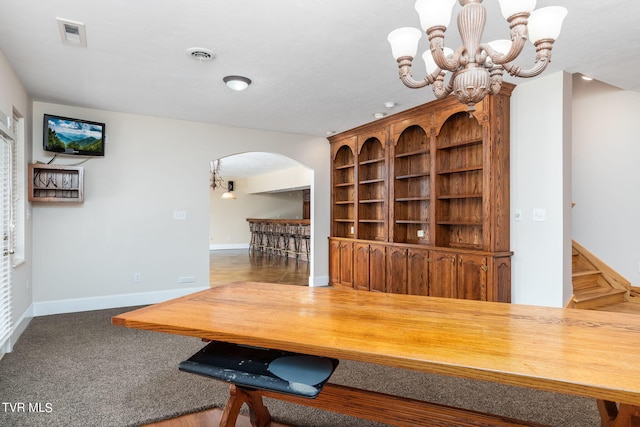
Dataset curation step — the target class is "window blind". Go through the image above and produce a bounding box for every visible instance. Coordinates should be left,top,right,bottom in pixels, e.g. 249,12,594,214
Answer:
0,129,13,351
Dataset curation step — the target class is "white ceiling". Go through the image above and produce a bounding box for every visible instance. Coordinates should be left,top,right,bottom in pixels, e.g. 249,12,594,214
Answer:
1,1,639,174
217,152,302,177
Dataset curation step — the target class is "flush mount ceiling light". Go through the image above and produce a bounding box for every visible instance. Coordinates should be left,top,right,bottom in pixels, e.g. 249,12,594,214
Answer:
56,18,87,47
223,75,252,91
186,47,216,62
388,0,568,111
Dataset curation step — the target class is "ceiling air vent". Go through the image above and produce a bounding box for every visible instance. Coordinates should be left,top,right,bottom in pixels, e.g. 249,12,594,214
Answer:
56,18,87,47
186,47,216,62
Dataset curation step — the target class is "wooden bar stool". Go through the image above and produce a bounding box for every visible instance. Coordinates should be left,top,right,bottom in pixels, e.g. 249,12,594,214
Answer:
254,222,265,252
291,223,303,261
275,223,288,257
179,340,338,427
248,221,260,252
300,223,310,262
285,223,298,259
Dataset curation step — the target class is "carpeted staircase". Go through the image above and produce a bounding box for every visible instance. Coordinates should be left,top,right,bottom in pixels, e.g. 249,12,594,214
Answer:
568,241,640,313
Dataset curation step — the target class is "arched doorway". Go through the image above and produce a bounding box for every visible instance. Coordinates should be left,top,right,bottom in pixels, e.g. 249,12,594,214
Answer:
208,152,312,287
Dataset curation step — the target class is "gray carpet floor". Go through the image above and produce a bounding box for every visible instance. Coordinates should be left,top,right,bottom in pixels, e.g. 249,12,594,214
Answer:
0,307,601,426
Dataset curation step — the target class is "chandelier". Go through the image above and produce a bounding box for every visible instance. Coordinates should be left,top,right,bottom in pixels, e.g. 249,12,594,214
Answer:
387,0,568,111
210,159,236,200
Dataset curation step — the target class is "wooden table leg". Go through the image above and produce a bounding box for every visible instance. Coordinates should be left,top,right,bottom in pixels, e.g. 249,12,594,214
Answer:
219,384,272,427
597,400,640,427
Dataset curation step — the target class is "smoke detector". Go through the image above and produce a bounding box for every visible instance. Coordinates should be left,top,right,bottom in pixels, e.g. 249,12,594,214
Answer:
186,47,216,62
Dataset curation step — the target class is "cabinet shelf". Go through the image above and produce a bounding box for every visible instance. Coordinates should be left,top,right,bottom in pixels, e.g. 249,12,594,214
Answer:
359,157,385,166
28,163,84,203
334,218,355,223
437,221,482,226
359,178,385,185
395,148,430,158
359,219,385,223
359,199,384,204
396,197,430,202
395,172,430,180
437,194,482,200
437,165,482,175
335,200,354,205
335,163,355,170
437,138,482,150
334,182,355,187
396,220,429,224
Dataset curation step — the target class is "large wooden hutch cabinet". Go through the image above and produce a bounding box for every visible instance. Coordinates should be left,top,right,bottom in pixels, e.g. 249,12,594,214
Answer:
329,85,513,302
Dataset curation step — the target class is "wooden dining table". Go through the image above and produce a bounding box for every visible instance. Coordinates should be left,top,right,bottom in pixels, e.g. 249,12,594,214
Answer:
112,281,640,427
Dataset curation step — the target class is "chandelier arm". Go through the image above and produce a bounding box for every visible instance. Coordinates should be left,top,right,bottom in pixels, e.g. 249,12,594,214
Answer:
479,35,525,66
427,28,461,72
210,159,231,191
504,59,549,79
503,40,554,78
396,57,436,89
494,12,529,64
432,74,453,99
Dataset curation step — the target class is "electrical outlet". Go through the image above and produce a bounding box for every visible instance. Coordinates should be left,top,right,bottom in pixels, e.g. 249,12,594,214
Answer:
134,273,141,282
417,229,425,238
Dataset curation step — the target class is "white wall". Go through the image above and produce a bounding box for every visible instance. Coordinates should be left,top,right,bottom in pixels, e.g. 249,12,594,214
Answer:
0,50,33,349
31,101,330,315
244,165,312,194
572,76,640,286
510,72,573,307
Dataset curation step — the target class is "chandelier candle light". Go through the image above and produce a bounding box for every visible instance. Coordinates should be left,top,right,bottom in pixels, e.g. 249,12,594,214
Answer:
210,159,236,200
388,0,567,111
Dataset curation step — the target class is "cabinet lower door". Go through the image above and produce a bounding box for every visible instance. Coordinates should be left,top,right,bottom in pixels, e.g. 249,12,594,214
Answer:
429,251,456,298
457,254,487,301
354,243,371,291
386,247,408,294
407,249,429,296
339,241,354,287
329,239,341,286
369,244,386,292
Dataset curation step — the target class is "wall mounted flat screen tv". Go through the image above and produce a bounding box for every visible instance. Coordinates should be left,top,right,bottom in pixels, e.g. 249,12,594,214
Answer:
44,114,105,156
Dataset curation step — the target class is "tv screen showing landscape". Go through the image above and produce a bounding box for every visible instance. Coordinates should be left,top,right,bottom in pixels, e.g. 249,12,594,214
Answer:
44,114,105,156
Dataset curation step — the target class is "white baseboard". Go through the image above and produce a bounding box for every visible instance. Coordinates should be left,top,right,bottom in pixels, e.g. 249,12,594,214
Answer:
11,305,33,348
310,275,329,287
209,243,250,251
2,304,34,353
32,287,209,317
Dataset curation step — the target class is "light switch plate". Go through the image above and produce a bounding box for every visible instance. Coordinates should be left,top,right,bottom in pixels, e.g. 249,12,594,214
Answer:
173,210,187,220
532,208,546,222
